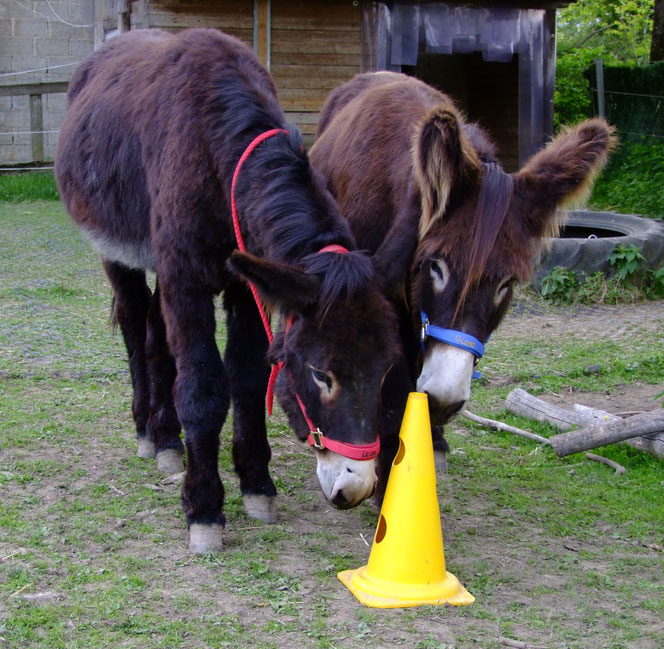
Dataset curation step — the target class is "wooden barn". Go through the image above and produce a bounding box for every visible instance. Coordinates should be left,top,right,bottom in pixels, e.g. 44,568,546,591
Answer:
92,1,572,169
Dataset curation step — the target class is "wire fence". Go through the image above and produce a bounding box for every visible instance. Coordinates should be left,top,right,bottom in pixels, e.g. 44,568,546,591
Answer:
0,0,92,170
590,86,664,141
3,53,664,168
589,61,664,144
11,0,93,29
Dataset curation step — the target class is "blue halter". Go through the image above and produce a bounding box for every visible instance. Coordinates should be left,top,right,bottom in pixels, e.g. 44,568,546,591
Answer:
420,311,487,379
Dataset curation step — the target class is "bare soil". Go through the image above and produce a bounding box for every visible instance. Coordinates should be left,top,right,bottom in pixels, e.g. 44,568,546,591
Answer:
496,298,664,413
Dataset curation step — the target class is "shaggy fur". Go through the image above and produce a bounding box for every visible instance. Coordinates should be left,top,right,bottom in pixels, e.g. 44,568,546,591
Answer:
311,71,616,442
55,30,412,532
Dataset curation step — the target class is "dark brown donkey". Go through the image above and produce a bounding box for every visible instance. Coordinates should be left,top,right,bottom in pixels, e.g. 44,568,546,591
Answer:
55,31,414,553
311,71,616,472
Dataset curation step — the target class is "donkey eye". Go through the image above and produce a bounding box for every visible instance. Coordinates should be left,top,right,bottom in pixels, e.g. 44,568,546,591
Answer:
311,368,333,390
494,278,515,307
430,259,449,293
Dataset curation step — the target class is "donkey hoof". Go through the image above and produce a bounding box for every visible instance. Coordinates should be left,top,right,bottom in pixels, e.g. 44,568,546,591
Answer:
136,438,156,459
434,450,449,473
243,494,277,523
189,523,224,553
156,449,184,475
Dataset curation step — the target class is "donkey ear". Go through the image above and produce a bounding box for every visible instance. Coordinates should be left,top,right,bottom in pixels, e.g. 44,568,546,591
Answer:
226,251,321,312
372,188,420,298
413,106,481,237
516,118,617,237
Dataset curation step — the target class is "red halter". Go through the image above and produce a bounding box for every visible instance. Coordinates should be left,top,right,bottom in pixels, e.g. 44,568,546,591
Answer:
230,130,380,462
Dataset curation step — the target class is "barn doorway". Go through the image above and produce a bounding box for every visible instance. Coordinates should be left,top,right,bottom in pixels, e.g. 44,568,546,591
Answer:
361,2,557,171
402,52,520,171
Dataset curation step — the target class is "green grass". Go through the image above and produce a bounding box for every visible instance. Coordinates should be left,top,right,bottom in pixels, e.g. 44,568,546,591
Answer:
1,200,663,649
590,139,664,220
478,335,663,396
0,171,59,202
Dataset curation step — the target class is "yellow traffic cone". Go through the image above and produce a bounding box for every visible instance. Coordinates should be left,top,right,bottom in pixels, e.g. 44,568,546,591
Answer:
338,392,474,608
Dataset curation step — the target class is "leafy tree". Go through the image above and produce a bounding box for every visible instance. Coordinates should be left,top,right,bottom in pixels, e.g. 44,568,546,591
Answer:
557,0,653,64
554,2,664,218
554,47,611,129
554,0,654,128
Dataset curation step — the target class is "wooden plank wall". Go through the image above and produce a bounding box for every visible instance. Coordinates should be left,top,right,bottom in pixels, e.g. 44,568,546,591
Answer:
135,0,254,47
270,0,362,147
126,1,362,147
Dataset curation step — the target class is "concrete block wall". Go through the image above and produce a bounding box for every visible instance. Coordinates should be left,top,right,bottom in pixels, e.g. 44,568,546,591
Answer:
0,1,94,165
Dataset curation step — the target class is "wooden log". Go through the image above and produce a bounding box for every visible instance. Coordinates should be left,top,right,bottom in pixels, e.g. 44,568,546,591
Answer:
505,388,617,431
618,430,664,457
548,409,664,457
0,82,69,98
506,388,664,458
573,403,620,424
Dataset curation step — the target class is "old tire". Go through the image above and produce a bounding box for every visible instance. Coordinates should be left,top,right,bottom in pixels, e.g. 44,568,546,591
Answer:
533,210,664,290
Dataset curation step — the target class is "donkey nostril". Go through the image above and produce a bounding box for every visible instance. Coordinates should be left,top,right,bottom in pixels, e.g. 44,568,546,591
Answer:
331,490,351,509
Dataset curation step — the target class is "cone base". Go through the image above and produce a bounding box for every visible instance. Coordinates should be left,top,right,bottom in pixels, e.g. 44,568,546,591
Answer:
338,565,475,609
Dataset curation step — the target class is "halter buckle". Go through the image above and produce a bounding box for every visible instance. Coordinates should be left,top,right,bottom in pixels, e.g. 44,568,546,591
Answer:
310,429,324,450
420,316,429,344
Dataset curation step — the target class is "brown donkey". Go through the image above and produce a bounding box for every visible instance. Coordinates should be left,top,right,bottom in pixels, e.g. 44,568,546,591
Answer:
311,71,616,476
55,31,415,552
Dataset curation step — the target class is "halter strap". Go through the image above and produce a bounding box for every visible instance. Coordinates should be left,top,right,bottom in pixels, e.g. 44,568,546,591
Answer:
420,310,487,379
230,128,287,346
230,129,379,461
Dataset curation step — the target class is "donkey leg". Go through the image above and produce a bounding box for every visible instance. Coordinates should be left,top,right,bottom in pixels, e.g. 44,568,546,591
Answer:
102,261,153,458
431,425,450,472
159,280,229,553
223,282,276,523
145,281,184,475
374,358,413,506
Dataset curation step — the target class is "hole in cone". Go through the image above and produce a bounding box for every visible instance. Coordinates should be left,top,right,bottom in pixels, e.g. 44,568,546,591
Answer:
375,514,387,543
393,439,405,465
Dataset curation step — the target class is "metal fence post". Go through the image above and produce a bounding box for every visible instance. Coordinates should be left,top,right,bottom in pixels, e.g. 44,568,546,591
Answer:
594,58,606,118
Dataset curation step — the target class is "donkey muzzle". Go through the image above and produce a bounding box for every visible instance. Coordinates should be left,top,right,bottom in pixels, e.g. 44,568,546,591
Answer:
315,451,377,509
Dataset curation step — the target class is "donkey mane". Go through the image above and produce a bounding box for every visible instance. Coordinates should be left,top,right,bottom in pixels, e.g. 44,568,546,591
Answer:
207,68,282,144
455,161,514,318
232,133,375,319
301,250,375,315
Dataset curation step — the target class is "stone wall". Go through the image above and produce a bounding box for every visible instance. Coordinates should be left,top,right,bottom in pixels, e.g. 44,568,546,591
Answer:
0,1,94,165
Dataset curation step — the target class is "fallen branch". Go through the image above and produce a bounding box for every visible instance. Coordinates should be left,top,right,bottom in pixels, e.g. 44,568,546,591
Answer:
549,409,664,458
461,410,550,445
0,549,24,563
9,583,32,598
585,452,626,474
506,388,664,458
500,638,547,649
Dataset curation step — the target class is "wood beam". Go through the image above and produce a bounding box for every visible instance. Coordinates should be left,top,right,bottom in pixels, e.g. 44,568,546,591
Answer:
255,0,270,69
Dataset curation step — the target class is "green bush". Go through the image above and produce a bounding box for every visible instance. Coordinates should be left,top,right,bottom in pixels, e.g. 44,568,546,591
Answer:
540,266,579,304
0,171,59,202
554,51,664,220
590,140,664,219
540,245,664,305
554,49,608,131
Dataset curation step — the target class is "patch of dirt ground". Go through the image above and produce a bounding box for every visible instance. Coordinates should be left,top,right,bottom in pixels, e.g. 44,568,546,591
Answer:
494,298,664,414
500,298,664,343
